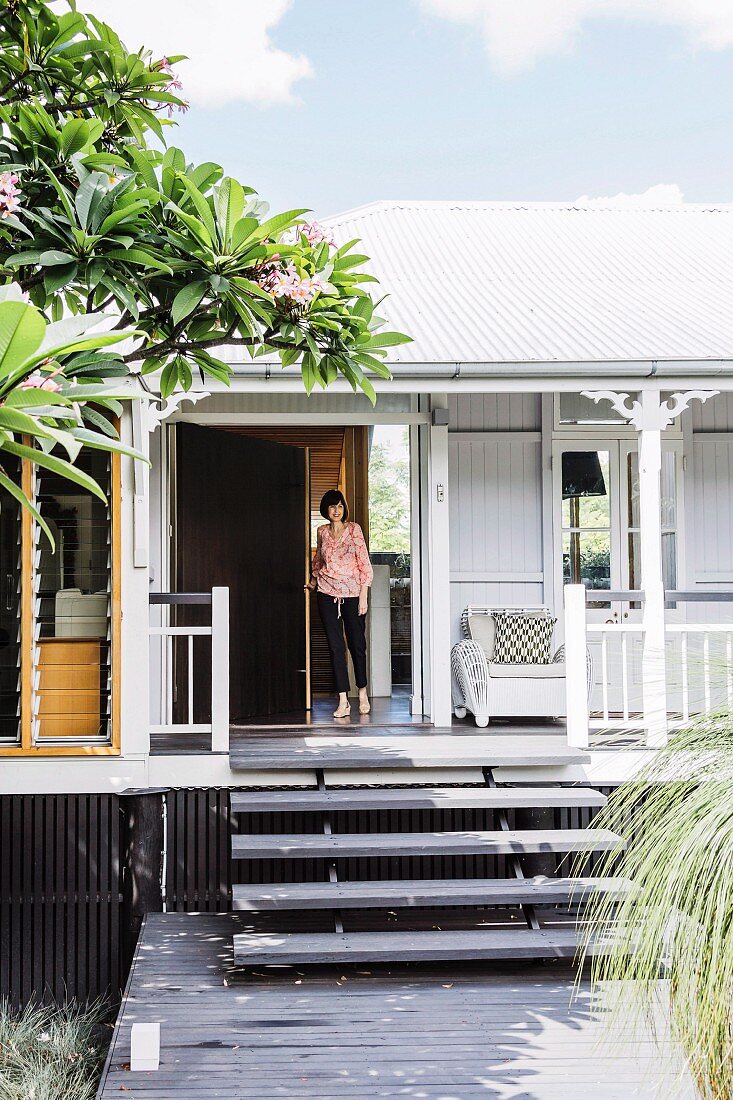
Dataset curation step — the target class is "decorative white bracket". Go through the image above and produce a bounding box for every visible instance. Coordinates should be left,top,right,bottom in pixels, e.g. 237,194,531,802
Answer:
580,389,719,431
145,388,211,433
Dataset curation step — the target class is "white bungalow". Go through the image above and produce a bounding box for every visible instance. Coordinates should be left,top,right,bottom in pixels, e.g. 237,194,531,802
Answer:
3,199,733,794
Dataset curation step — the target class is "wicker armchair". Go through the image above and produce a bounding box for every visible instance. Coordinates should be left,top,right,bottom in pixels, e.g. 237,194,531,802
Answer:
451,606,593,728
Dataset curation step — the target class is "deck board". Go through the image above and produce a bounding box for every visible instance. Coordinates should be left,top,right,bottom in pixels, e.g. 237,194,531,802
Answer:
98,913,694,1099
229,733,589,770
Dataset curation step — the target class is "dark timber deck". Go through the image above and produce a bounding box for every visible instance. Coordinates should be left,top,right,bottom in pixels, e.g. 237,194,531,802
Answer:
98,913,694,1098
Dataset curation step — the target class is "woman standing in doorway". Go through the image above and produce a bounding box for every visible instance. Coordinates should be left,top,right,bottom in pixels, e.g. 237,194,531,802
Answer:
307,490,373,718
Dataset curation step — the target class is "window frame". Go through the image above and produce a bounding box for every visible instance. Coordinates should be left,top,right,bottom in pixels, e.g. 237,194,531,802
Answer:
0,448,121,757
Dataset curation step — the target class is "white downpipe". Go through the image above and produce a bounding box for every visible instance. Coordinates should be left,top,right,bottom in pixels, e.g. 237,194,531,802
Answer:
564,584,589,748
210,586,230,753
638,392,669,749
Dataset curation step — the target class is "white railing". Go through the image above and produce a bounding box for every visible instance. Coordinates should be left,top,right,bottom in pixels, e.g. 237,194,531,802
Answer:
665,592,733,726
565,585,733,749
149,588,229,752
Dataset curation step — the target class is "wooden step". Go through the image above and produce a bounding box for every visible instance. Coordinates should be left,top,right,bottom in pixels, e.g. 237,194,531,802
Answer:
230,828,621,859
229,734,589,771
232,927,589,965
232,875,628,911
230,786,606,813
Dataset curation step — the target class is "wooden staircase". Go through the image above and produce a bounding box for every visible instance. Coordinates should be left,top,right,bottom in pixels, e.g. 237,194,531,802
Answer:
228,734,625,967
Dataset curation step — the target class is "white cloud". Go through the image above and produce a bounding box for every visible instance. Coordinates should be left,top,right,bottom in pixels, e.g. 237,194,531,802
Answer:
575,183,686,206
80,1,312,107
418,1,733,74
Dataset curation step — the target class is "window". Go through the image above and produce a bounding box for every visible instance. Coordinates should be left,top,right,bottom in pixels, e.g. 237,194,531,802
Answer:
0,448,119,754
0,456,22,743
561,449,612,608
625,448,678,605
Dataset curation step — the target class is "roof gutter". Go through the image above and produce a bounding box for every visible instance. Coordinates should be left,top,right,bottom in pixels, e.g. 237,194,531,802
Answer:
231,358,733,381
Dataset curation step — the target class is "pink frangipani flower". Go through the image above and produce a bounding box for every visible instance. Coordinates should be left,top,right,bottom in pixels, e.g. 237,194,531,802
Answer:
20,373,62,393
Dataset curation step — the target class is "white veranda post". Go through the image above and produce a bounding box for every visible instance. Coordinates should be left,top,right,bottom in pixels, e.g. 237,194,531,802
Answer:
428,396,453,727
582,388,719,748
637,392,669,748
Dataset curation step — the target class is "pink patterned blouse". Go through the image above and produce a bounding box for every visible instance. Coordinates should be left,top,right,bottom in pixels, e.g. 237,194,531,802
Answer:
312,522,373,598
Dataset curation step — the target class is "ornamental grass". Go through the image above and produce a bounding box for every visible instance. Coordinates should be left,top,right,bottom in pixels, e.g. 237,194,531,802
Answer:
0,999,108,1100
575,708,733,1099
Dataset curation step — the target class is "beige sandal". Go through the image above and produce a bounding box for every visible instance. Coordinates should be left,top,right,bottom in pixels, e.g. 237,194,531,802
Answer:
333,702,351,718
359,699,371,715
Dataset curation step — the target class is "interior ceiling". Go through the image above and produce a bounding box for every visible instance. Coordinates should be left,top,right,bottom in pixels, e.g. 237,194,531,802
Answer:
218,426,345,520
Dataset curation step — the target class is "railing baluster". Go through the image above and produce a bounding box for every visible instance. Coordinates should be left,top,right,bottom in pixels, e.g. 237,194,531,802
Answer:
601,633,609,722
188,634,194,725
621,632,629,722
681,633,689,723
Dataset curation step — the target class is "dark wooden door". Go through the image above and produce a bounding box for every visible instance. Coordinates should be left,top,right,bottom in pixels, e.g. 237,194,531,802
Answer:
176,423,308,721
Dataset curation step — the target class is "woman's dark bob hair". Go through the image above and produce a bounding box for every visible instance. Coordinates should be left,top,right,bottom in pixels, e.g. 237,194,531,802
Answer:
320,489,349,522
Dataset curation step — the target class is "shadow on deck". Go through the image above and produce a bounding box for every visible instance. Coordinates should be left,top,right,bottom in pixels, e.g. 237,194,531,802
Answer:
99,913,694,1099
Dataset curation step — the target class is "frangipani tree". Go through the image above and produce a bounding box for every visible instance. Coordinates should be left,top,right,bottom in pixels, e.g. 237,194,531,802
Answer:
0,0,408,408
0,283,140,529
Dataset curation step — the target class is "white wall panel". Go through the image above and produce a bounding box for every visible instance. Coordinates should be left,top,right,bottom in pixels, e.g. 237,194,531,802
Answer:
691,392,733,432
449,394,541,431
448,433,544,641
692,439,733,584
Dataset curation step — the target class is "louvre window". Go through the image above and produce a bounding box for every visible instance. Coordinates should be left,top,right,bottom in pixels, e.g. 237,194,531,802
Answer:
0,448,119,753
0,456,22,744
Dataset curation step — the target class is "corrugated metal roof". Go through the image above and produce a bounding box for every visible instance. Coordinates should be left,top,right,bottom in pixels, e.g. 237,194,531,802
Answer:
324,200,733,365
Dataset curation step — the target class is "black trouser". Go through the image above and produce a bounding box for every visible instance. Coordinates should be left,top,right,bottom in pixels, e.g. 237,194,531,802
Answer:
317,592,368,694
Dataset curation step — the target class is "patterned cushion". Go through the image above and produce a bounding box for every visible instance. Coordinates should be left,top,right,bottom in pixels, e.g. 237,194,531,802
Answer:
491,612,556,665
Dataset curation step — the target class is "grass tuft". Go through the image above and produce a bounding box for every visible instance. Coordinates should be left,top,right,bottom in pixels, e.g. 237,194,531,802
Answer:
575,707,733,1099
0,999,108,1100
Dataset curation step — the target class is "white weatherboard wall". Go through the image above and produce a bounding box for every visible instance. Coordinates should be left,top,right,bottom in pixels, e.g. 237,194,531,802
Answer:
448,395,545,642
690,392,733,625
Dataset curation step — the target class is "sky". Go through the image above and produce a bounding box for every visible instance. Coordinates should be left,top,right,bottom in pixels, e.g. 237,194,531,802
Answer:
83,0,733,218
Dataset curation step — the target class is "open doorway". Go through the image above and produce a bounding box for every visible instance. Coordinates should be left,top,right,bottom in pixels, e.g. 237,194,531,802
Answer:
172,420,419,727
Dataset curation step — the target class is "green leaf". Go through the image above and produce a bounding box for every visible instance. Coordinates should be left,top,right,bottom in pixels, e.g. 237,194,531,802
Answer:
175,173,218,243
231,217,260,251
127,146,159,192
0,407,56,437
60,118,91,158
215,177,245,246
70,427,149,464
39,250,75,267
363,331,412,349
106,248,173,274
258,209,310,242
4,388,72,410
172,281,207,327
0,468,55,549
159,359,178,399
3,441,107,502
0,303,46,377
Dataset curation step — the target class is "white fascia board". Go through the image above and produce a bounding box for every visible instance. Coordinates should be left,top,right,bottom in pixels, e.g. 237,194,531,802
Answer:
585,749,659,785
0,755,149,795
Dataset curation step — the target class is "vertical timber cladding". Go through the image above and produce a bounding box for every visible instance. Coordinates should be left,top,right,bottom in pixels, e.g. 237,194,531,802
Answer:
0,793,123,1010
0,787,614,1008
